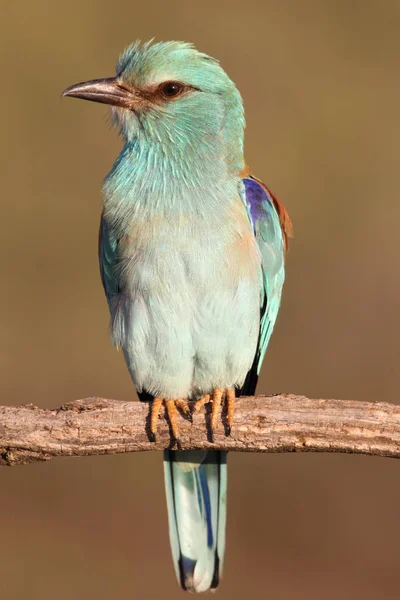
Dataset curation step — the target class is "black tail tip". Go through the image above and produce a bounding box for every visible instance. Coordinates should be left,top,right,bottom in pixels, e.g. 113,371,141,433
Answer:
178,555,221,593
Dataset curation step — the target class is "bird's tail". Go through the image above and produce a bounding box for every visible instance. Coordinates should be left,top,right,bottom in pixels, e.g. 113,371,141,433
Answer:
163,449,227,593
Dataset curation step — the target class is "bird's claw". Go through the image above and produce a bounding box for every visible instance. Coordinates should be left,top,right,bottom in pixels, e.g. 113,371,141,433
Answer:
149,397,191,443
193,387,235,440
149,388,235,443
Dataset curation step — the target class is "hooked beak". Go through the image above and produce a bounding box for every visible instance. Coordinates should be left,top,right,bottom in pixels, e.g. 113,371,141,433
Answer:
62,77,138,109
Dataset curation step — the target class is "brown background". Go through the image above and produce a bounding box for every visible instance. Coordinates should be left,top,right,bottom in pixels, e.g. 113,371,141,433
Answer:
1,1,399,599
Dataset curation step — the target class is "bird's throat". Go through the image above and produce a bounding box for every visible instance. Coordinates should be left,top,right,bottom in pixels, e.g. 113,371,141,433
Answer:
102,140,242,233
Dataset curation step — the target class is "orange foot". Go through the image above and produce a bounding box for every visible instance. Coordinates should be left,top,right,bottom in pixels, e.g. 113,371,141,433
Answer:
193,387,236,438
150,397,191,442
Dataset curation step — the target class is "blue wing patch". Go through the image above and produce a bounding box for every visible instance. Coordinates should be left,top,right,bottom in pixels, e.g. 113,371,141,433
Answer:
241,177,286,386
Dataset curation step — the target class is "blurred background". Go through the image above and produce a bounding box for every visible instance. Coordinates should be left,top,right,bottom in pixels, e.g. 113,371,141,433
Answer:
1,1,399,598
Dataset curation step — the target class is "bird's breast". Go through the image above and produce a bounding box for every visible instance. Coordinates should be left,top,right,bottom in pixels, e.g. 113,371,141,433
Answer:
106,193,263,397
116,194,261,298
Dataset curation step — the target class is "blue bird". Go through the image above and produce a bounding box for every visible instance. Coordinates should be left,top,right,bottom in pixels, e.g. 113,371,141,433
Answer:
63,40,291,593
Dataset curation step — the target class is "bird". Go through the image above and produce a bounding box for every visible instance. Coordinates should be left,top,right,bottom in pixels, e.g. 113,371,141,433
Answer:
62,40,291,593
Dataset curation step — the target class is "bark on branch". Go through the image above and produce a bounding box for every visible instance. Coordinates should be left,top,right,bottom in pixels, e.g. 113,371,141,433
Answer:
0,395,399,466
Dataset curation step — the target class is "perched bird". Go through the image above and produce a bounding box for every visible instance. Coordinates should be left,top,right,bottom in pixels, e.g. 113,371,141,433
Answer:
63,40,291,593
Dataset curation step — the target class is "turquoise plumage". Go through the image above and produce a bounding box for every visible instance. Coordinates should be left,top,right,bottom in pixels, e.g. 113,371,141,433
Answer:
63,40,291,593
164,450,227,591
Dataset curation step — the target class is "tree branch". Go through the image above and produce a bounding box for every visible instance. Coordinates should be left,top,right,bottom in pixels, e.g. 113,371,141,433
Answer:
0,395,399,466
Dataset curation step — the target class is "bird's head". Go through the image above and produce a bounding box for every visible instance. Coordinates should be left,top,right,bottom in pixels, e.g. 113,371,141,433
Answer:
63,40,245,176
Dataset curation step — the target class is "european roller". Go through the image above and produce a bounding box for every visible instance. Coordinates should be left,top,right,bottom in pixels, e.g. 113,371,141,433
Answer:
63,40,291,593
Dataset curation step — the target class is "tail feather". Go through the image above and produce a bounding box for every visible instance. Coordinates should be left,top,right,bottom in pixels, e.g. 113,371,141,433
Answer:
163,449,227,593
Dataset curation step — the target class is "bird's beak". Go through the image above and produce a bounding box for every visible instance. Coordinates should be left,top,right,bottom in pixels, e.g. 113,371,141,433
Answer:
62,77,137,109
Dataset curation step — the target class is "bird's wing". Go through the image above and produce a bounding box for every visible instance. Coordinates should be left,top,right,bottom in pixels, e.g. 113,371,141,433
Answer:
98,214,119,302
240,176,291,394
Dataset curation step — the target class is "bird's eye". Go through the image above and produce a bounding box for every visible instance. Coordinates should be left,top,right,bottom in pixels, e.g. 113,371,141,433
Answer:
159,81,185,99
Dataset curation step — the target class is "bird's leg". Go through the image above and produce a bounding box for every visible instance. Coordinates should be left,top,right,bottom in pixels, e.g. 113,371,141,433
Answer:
225,388,236,435
193,387,236,437
210,388,224,432
150,397,164,439
149,397,191,442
